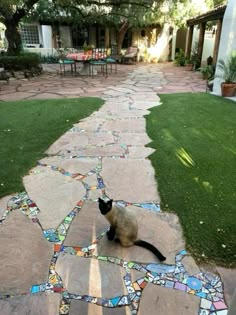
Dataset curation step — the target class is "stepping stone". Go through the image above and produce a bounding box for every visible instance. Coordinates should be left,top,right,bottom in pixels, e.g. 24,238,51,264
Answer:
0,211,53,295
23,167,84,230
139,284,199,315
56,255,127,297
103,118,146,133
0,293,60,315
70,300,130,315
46,132,89,155
64,200,108,248
101,158,159,203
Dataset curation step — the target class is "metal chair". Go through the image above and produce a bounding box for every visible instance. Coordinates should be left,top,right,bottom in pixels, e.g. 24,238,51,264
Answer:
106,44,119,73
89,48,108,78
59,59,76,75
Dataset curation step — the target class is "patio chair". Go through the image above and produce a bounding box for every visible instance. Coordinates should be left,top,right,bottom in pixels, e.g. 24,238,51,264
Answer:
59,58,76,75
122,46,138,64
89,48,108,78
106,44,120,73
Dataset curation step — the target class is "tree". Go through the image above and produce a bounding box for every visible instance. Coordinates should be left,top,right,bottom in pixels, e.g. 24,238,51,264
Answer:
1,0,224,55
31,0,167,53
0,0,39,55
0,0,163,54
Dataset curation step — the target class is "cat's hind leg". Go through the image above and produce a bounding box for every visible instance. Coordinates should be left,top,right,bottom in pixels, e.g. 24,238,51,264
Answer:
106,225,116,241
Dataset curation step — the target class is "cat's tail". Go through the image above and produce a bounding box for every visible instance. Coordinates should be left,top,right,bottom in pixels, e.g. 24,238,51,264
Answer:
134,240,166,261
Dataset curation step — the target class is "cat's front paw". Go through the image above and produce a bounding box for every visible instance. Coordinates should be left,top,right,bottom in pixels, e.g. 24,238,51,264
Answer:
106,226,116,241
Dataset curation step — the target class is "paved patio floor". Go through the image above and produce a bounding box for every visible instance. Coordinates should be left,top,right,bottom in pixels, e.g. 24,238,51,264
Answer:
0,62,235,315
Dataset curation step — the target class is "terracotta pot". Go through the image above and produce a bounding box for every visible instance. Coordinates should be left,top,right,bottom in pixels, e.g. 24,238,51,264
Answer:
185,64,193,71
221,83,236,97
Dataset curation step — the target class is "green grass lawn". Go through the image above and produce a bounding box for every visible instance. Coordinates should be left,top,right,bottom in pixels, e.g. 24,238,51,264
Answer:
0,97,103,198
146,93,236,267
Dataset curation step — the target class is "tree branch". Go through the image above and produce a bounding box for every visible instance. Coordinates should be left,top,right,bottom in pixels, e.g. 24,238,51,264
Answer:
14,0,37,22
0,4,13,20
73,0,153,9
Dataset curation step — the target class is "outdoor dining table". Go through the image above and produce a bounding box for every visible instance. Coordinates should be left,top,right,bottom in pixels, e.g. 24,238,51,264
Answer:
66,52,94,75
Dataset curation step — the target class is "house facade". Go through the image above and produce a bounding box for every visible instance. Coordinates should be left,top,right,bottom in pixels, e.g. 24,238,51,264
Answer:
16,21,173,62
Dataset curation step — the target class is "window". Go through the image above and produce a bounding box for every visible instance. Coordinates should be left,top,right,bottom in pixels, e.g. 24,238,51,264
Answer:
20,24,39,45
72,26,89,48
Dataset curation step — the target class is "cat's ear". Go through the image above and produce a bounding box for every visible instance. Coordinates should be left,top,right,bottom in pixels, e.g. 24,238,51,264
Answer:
109,199,113,204
98,198,102,203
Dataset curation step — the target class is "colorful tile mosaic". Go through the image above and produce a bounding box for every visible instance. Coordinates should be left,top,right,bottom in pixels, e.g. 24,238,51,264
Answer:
0,158,228,314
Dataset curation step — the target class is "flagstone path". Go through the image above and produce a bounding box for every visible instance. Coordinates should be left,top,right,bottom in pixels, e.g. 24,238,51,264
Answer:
0,63,235,315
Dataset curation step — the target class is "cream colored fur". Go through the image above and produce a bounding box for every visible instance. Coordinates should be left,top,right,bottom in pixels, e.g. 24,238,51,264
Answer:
105,205,138,247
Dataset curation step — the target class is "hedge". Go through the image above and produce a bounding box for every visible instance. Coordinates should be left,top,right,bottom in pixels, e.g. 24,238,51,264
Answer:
0,53,41,71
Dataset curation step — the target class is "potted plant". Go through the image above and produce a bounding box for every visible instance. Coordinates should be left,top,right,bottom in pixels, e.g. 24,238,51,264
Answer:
217,52,236,97
185,58,193,71
199,64,215,80
175,49,186,66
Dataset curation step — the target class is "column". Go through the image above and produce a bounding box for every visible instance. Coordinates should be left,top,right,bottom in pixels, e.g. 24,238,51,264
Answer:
185,25,194,59
105,27,110,48
197,22,206,65
213,0,236,95
213,19,223,64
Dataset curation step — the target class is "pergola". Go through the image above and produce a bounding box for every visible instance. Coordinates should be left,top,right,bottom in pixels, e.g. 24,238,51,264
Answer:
185,4,227,65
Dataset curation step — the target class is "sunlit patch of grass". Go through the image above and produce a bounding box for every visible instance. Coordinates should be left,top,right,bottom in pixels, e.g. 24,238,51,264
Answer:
176,147,195,167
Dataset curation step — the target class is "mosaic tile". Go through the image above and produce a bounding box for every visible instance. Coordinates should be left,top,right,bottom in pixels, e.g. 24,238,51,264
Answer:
215,310,228,315
200,298,212,309
199,309,210,315
187,277,202,291
214,301,227,310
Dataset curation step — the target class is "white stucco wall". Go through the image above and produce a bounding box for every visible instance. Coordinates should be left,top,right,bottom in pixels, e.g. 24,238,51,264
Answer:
202,34,215,63
59,26,72,48
213,0,236,95
154,23,170,61
191,28,215,64
41,25,53,50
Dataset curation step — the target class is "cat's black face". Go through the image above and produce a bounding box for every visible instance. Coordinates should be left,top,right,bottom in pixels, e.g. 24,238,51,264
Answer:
98,198,113,215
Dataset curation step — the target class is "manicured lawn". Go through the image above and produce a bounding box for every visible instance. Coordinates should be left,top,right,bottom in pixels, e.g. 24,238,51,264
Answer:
0,98,103,198
146,93,236,267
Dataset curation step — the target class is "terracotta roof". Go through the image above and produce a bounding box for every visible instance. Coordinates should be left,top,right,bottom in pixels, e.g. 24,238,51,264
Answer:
187,4,227,26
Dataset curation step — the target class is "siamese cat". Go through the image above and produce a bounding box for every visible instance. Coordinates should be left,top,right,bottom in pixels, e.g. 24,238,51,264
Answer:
98,198,166,261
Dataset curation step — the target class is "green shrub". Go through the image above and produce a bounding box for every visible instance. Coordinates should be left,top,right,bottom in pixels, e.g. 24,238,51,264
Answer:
39,54,59,64
175,49,186,66
0,52,41,71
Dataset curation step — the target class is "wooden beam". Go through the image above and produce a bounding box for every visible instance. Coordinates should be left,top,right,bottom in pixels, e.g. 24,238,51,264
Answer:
185,25,194,59
187,5,226,26
213,18,223,64
105,27,110,49
197,22,206,65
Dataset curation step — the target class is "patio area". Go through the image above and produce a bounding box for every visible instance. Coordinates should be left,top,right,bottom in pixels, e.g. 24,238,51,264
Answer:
0,62,206,101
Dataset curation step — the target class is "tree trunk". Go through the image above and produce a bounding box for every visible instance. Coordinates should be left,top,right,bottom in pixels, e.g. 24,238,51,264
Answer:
116,21,130,54
5,21,23,55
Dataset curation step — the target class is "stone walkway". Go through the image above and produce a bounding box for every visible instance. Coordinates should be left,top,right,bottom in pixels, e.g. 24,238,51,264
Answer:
0,63,234,315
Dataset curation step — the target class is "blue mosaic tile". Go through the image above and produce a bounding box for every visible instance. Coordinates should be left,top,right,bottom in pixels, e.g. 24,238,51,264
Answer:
145,263,175,274
187,277,202,291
